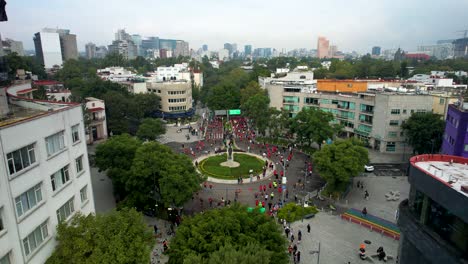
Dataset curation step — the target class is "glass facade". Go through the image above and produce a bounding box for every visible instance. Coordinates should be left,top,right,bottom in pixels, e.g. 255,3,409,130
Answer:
410,189,468,255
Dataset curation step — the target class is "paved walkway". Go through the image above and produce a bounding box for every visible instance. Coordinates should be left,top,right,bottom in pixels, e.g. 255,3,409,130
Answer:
289,212,400,264
338,176,410,223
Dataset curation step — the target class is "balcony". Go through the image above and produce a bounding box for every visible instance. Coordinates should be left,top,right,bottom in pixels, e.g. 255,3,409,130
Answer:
90,116,106,124
360,109,374,114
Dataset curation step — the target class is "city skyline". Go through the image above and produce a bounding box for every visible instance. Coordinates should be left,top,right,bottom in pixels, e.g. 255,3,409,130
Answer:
1,0,468,54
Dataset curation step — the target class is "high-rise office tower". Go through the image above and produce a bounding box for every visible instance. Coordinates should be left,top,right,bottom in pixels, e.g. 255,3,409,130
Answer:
244,45,252,56
202,44,208,52
372,46,381,56
317,36,329,59
34,28,78,68
85,42,96,59
108,29,137,60
329,45,337,57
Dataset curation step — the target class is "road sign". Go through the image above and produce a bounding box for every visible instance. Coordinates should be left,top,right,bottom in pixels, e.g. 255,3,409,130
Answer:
228,109,241,115
214,110,227,116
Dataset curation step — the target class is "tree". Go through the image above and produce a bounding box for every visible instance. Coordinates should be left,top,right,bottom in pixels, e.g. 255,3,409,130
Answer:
168,205,288,264
95,134,142,199
241,94,270,135
313,139,369,194
127,142,203,208
240,81,265,105
401,112,445,154
290,108,340,149
277,203,318,223
136,118,166,141
46,208,153,264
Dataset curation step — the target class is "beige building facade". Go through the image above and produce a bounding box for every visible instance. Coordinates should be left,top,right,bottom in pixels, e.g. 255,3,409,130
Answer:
147,80,192,113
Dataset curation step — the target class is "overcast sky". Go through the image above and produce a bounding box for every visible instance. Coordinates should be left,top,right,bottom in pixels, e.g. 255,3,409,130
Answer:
1,0,467,53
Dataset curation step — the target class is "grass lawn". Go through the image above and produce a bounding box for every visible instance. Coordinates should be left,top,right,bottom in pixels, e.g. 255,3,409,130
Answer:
199,153,265,179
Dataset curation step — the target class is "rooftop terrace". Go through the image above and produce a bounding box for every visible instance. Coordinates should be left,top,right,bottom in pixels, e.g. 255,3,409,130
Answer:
411,154,468,197
0,81,78,128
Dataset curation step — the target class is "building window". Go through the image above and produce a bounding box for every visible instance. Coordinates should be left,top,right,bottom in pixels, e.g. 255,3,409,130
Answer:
416,109,426,114
45,131,65,156
75,156,84,174
439,98,445,104
168,98,186,103
360,104,374,113
402,109,407,114
6,143,36,175
80,186,88,203
386,142,396,152
168,106,187,111
388,131,397,138
359,114,373,124
391,109,400,115
464,144,468,152
23,221,49,256
71,124,80,143
389,120,399,126
0,253,10,264
56,197,75,222
411,109,414,114
15,183,43,217
50,165,70,192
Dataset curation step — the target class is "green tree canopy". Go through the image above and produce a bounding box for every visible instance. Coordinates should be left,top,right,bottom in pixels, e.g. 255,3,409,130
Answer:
168,205,288,264
95,134,142,198
136,118,166,141
46,208,153,264
401,112,445,154
241,94,271,135
290,108,340,149
127,142,203,208
313,139,369,193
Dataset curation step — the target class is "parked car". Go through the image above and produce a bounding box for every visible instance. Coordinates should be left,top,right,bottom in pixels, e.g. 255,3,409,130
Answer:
364,165,374,172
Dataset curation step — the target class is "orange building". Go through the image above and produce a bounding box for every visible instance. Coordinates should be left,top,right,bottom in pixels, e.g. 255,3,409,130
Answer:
317,79,368,93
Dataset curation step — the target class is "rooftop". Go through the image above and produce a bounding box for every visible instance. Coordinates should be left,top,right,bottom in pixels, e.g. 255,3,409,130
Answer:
1,81,78,129
411,154,468,197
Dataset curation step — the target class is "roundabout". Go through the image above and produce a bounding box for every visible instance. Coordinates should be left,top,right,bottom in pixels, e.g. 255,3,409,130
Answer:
195,152,273,183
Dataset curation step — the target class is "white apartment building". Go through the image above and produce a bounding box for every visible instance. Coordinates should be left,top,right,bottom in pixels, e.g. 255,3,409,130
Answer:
0,81,95,264
85,97,108,144
155,64,203,87
33,31,62,69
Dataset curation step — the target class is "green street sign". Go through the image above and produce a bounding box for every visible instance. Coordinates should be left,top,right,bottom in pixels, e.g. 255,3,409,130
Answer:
229,109,241,115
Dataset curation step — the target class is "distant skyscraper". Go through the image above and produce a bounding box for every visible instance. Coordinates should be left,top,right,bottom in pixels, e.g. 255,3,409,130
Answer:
85,42,96,59
223,43,237,56
453,38,468,59
317,36,329,59
372,46,381,56
34,28,78,68
1,38,24,56
108,29,137,60
244,45,252,56
329,45,338,57
131,34,143,57
202,44,208,52
34,30,63,69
